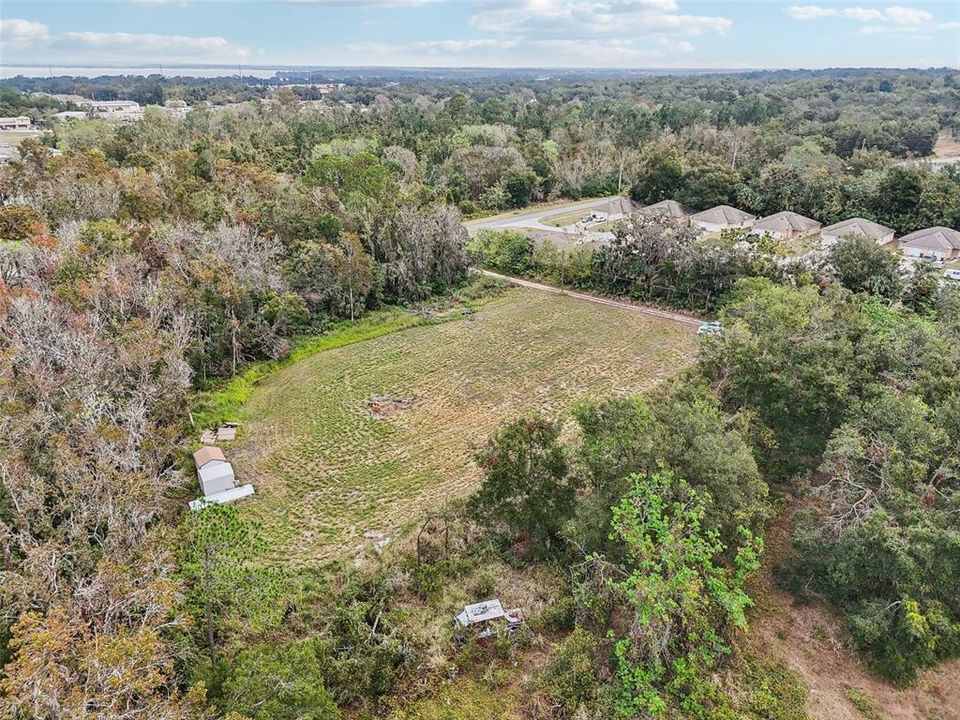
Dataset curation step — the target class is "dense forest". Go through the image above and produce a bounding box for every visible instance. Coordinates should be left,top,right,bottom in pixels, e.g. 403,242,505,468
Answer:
1,68,959,719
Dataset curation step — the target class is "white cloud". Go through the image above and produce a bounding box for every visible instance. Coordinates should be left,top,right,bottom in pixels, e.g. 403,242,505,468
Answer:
336,36,712,68
0,18,51,48
785,5,839,21
786,5,938,27
57,31,253,60
278,0,440,6
1,20,254,64
469,0,731,37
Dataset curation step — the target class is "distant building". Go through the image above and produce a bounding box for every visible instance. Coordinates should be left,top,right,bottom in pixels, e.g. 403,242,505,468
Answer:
43,93,90,105
690,205,756,233
0,116,31,130
53,111,91,122
752,211,821,240
898,226,960,261
81,99,140,114
638,199,691,220
820,218,895,247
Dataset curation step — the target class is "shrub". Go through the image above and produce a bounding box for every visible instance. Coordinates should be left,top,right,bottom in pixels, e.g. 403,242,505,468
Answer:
219,640,340,720
537,628,602,716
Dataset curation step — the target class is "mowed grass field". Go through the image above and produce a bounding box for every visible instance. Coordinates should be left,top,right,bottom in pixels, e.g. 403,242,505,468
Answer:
231,288,697,563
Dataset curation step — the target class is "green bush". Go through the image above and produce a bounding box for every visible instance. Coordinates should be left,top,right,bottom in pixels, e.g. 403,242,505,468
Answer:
219,640,340,720
468,229,535,276
537,628,602,716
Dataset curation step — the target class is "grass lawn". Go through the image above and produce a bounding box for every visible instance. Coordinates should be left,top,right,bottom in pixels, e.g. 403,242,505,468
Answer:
386,678,522,720
0,129,44,146
540,209,592,227
229,288,697,563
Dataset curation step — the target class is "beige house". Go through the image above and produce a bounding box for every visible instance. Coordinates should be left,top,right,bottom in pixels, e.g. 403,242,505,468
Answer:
690,205,756,233
752,211,821,240
639,199,691,220
820,218,895,247
898,226,960,261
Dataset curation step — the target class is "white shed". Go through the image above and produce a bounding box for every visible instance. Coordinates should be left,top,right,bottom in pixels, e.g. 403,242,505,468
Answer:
198,461,237,496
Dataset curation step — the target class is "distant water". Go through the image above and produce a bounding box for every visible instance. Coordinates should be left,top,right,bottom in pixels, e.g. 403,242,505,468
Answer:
0,65,280,79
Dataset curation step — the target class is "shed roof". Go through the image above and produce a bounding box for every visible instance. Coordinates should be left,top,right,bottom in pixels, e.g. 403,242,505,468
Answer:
194,446,226,469
820,217,894,240
639,199,691,219
898,226,960,251
690,205,755,225
753,211,820,234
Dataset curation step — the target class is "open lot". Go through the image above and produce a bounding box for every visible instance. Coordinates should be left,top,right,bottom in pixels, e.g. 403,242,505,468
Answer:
229,288,697,563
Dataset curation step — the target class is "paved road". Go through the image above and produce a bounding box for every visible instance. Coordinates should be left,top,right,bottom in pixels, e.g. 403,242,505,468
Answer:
464,196,619,232
477,269,703,327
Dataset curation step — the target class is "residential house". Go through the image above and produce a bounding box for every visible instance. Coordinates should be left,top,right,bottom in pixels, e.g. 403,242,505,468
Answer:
820,217,895,247
898,226,960,261
639,199,691,220
752,211,821,240
690,205,756,233
593,197,641,220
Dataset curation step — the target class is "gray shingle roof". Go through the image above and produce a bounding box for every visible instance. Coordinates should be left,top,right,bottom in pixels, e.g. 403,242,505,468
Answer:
753,211,820,234
690,205,755,225
639,199,691,219
820,217,894,241
898,226,960,251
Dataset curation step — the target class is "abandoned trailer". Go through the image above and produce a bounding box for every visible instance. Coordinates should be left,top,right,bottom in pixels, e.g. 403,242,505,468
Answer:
453,599,523,639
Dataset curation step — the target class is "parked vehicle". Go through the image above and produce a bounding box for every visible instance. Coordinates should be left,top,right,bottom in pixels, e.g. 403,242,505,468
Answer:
697,321,723,336
945,268,960,281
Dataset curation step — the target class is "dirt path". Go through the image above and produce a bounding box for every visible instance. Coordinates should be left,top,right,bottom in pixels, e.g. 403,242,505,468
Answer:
476,269,704,327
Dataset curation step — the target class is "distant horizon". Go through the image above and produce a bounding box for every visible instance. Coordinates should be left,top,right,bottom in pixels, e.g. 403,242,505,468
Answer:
3,1,959,72
2,62,958,82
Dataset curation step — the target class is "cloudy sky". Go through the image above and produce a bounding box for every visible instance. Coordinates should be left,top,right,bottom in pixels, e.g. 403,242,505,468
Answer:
1,1,959,71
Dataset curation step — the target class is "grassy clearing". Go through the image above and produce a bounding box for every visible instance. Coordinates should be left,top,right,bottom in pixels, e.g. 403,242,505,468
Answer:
191,308,422,431
229,288,697,563
386,678,522,720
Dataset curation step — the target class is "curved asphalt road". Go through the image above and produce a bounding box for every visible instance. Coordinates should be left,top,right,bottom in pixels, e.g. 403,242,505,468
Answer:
464,197,620,232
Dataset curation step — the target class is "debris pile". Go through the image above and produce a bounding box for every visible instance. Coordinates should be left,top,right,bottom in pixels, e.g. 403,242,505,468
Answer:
200,422,240,444
364,396,416,419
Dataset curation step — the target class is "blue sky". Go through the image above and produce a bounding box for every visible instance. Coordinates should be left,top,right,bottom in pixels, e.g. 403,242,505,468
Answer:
1,1,959,70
